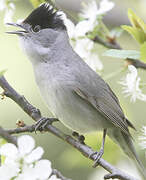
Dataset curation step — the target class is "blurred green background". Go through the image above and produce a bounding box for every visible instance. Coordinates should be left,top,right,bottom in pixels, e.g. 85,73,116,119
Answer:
0,0,146,179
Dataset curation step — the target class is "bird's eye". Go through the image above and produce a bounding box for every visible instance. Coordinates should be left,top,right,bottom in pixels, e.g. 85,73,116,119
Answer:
32,25,41,33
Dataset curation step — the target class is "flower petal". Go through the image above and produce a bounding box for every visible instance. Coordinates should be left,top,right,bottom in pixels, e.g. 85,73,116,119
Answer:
75,20,95,37
18,135,35,155
98,0,115,15
34,160,52,179
119,65,146,102
80,0,98,20
84,53,103,71
15,166,36,180
74,38,93,58
25,147,44,163
0,143,18,158
0,162,19,180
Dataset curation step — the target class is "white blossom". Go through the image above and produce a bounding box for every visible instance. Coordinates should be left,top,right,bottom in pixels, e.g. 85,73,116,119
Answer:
80,0,99,21
97,0,115,15
63,0,114,39
15,160,52,180
0,135,54,180
0,161,19,180
119,65,146,102
74,38,94,58
61,12,95,39
1,135,44,164
74,38,103,71
78,0,114,37
74,20,97,38
80,0,114,20
84,52,103,71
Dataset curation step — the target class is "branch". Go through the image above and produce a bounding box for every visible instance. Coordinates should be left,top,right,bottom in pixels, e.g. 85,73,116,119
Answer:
0,126,17,145
92,35,146,70
0,76,138,180
51,169,72,180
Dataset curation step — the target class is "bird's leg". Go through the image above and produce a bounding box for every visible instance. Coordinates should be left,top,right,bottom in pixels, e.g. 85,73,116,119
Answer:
72,131,85,144
34,117,59,132
91,129,107,168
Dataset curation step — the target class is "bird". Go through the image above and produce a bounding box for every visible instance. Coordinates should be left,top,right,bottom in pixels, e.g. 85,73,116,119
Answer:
7,3,146,179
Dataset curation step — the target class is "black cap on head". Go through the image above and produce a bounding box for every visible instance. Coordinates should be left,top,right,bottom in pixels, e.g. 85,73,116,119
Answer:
23,3,66,30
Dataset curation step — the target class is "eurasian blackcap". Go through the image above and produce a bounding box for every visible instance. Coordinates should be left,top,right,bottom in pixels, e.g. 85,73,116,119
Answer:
7,3,146,178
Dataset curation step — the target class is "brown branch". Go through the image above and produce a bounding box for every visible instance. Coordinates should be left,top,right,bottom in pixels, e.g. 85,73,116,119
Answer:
0,76,139,180
92,35,146,70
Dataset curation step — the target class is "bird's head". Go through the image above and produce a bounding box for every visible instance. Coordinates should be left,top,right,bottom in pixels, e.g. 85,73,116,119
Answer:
7,3,67,62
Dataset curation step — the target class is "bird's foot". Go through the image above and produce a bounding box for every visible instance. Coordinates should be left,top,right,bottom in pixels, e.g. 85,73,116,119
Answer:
89,148,104,168
34,117,58,132
72,131,85,144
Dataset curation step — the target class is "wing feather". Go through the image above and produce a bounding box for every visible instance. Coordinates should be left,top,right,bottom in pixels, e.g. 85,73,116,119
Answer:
74,87,132,136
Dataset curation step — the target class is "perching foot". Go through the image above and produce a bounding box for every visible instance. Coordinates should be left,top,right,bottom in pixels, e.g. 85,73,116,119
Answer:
92,148,104,167
89,129,107,167
35,117,58,132
72,131,85,144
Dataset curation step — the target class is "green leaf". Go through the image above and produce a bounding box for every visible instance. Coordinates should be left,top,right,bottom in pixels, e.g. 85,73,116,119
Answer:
140,42,146,62
0,70,6,77
122,9,146,44
122,25,146,44
103,49,140,59
128,9,146,32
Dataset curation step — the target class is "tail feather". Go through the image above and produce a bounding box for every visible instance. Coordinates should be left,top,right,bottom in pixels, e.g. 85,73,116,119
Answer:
121,132,146,179
108,129,146,179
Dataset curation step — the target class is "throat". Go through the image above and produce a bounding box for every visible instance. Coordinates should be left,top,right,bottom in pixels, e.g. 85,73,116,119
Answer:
20,38,52,65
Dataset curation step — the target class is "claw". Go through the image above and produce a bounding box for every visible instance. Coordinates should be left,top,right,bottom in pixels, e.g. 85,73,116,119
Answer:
78,135,85,144
92,148,104,167
34,117,58,133
72,131,85,144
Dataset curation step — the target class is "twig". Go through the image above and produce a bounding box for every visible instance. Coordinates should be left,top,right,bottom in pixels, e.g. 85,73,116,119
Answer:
0,76,138,180
7,125,36,134
92,35,146,70
93,36,121,49
51,169,72,180
0,126,17,145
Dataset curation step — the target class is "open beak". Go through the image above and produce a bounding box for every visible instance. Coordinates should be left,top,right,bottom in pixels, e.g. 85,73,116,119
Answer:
6,22,28,35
